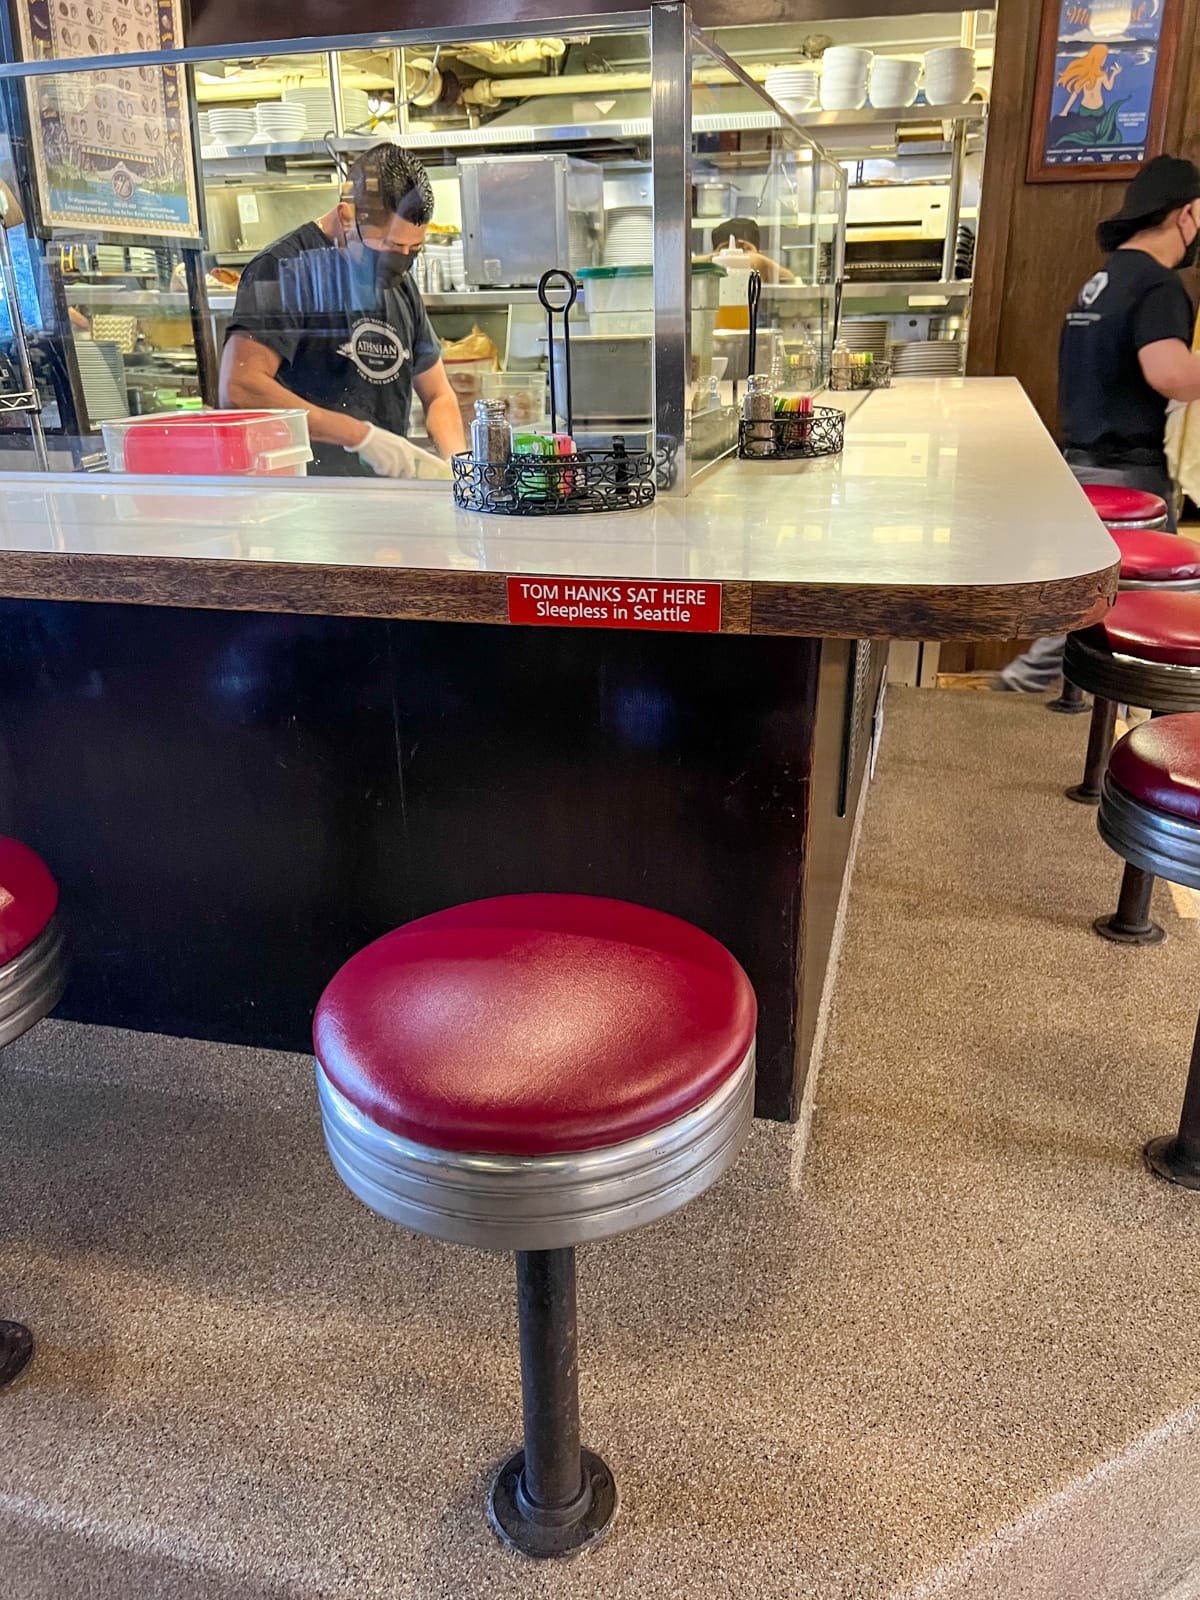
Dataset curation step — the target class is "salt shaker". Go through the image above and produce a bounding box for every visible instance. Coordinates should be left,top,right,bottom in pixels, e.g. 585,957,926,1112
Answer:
743,374,775,458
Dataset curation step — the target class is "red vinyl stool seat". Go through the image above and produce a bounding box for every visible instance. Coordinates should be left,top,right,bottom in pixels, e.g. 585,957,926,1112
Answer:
0,837,66,1393
1101,590,1200,665
314,893,756,1558
1097,714,1200,1188
1082,483,1169,528
1111,528,1200,590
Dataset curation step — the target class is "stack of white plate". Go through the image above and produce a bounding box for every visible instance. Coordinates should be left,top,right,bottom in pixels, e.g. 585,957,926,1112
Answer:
254,101,308,142
820,46,872,111
282,86,334,135
765,65,818,115
870,56,920,108
923,46,975,106
128,247,157,275
95,244,125,273
341,88,372,131
197,110,213,141
75,339,128,423
840,318,891,358
603,207,653,267
893,339,964,375
207,107,256,145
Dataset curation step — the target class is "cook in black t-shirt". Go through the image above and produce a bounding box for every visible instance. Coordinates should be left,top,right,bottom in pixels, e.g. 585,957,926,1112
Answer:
219,145,466,478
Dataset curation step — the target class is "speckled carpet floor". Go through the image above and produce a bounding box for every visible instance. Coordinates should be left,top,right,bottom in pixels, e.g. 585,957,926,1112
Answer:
3,688,1200,1600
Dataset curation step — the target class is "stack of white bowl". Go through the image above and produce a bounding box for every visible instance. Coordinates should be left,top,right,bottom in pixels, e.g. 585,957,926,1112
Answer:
764,65,819,116
870,56,921,109
819,46,873,111
923,46,976,106
254,101,308,143
207,107,256,146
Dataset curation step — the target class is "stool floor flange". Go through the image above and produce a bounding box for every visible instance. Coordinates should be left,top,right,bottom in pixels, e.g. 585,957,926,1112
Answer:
1065,784,1101,806
1093,914,1166,946
489,1447,618,1558
0,1320,33,1389
1144,1135,1200,1190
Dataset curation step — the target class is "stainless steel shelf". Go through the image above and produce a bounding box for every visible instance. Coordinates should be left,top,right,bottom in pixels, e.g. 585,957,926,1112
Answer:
841,278,972,299
64,287,237,310
423,289,541,308
197,103,987,169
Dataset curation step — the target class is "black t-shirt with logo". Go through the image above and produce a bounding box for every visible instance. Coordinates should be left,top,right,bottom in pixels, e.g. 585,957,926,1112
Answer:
1058,248,1194,465
226,221,440,476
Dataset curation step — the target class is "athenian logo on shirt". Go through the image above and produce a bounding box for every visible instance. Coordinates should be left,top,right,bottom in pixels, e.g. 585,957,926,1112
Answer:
1079,271,1109,308
337,320,412,384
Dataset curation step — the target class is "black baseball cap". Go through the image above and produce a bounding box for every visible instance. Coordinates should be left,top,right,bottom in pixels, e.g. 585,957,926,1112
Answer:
1098,155,1200,251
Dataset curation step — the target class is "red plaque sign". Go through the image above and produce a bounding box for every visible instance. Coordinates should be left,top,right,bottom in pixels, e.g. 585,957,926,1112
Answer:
507,577,722,633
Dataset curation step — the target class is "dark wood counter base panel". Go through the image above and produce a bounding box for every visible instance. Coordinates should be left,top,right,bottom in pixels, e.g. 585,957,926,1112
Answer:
0,600,877,1120
0,550,1117,639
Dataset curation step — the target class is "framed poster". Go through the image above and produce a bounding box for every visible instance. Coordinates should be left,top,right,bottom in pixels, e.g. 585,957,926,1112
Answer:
14,0,200,239
1027,0,1180,182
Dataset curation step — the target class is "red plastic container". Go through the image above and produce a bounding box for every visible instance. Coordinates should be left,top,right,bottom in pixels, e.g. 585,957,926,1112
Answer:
103,409,312,477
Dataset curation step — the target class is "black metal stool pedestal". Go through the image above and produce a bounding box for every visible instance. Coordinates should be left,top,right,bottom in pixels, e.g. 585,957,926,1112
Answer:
1144,1017,1200,1189
489,1248,617,1557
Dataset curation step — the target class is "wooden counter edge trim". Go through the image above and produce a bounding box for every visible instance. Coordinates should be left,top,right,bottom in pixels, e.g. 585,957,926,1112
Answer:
748,560,1119,640
0,553,755,632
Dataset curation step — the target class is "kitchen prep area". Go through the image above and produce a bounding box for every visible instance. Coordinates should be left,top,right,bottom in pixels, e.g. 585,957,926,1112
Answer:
0,7,988,473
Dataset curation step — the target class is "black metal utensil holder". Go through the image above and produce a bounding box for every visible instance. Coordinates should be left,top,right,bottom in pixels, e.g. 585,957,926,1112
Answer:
828,360,892,391
737,406,845,461
452,448,656,516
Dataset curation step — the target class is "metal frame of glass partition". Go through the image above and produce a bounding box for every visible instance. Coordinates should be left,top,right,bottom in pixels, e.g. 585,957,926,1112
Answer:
0,3,845,491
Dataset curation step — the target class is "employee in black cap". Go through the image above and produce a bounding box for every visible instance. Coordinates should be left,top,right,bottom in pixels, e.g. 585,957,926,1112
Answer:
995,154,1200,693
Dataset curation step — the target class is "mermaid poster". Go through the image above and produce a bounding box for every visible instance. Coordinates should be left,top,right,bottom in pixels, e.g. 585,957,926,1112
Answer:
1027,0,1180,181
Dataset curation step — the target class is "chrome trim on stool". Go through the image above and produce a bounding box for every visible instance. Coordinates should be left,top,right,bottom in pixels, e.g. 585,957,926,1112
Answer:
317,1044,756,1252
1119,578,1200,592
1097,774,1200,893
1065,631,1200,713
0,917,66,1049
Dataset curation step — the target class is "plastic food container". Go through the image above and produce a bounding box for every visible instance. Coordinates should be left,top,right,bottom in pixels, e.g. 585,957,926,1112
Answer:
102,409,312,477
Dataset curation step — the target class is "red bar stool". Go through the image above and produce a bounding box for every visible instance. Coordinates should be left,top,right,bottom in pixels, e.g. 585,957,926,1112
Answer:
0,838,66,1390
1108,527,1200,591
1049,527,1200,715
1080,484,1170,529
313,893,756,1558
1096,714,1200,1186
1064,591,1200,942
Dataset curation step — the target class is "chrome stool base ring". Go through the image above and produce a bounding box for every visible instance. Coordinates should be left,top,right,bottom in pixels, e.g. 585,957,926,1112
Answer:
1144,1135,1200,1190
489,1446,618,1559
1066,783,1102,806
0,1320,33,1389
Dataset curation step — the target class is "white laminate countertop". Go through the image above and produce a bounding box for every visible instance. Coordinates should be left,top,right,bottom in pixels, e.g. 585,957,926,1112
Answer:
0,377,1119,639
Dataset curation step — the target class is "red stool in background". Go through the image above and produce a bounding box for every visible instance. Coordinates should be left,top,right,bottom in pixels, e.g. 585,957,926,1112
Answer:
1049,524,1198,715
1064,591,1200,943
1096,715,1200,1186
1080,484,1170,529
313,894,756,1557
0,838,66,1389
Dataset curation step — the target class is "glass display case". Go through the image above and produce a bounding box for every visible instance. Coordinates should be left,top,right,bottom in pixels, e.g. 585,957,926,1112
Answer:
0,5,854,488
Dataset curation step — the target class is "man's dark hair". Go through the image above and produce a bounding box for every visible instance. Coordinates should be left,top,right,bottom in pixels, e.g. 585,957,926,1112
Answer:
348,144,435,228
1097,202,1178,253
711,216,760,251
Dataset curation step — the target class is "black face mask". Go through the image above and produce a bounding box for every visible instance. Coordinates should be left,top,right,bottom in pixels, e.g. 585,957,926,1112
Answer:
353,220,418,292
1180,232,1200,271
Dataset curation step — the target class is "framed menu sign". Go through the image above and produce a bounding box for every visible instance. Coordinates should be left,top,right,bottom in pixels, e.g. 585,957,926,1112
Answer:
15,0,200,238
1027,0,1181,182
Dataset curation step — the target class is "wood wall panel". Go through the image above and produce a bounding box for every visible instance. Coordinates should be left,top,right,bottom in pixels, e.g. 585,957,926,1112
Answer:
970,0,1200,433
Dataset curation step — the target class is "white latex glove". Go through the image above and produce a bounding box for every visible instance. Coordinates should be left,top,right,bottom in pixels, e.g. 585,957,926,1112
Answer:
350,423,417,478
